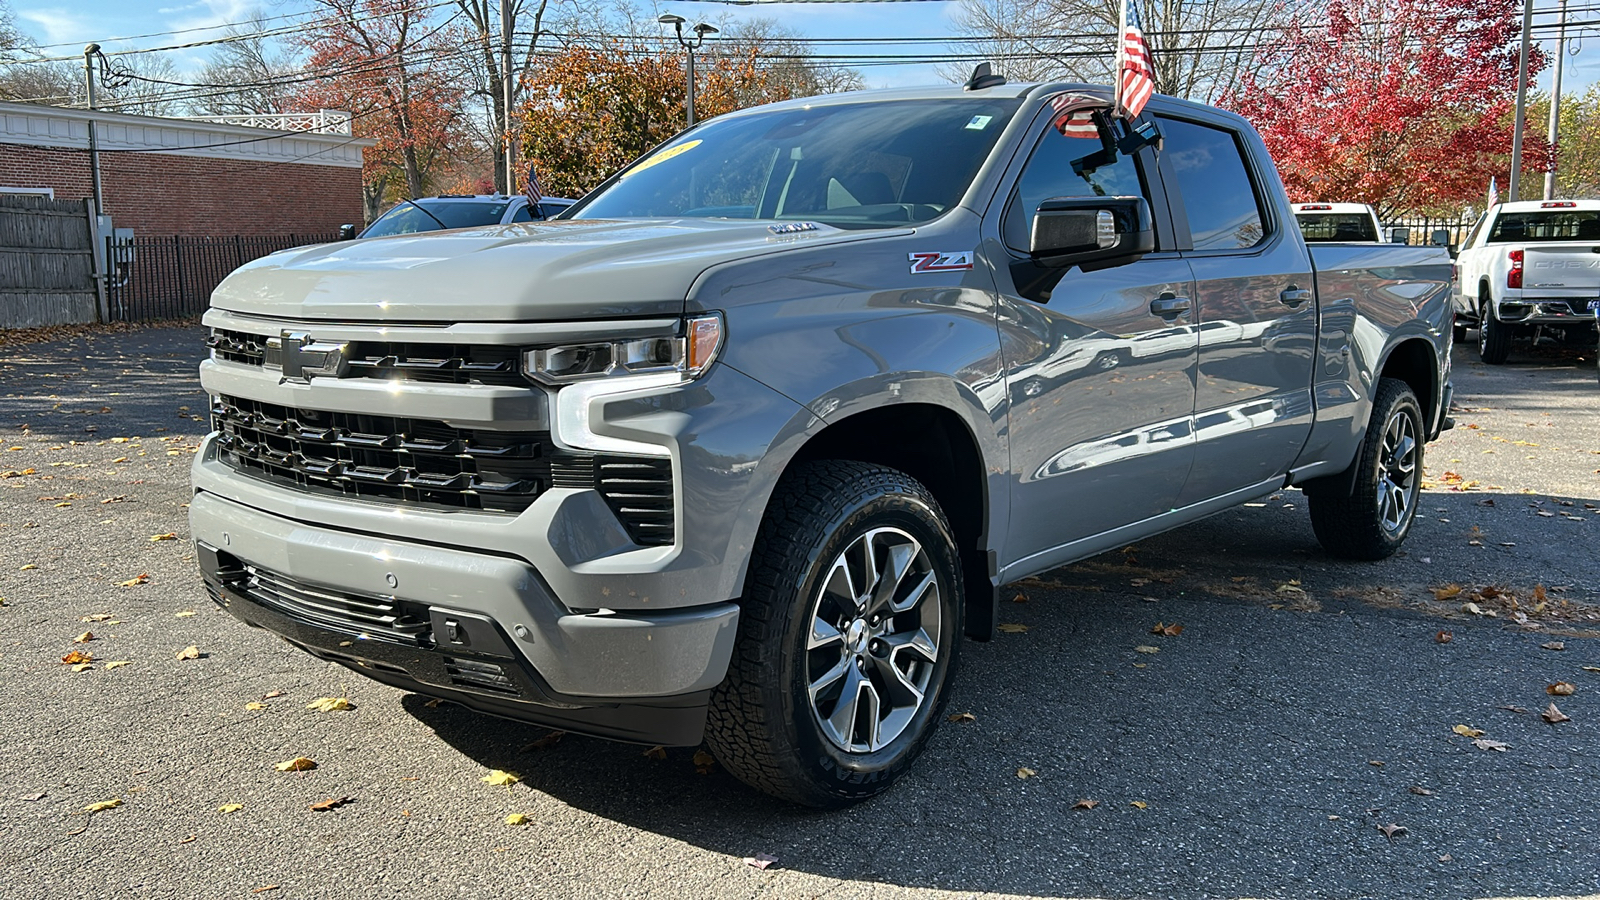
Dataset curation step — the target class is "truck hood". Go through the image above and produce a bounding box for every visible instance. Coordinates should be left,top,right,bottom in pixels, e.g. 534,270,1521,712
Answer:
211,218,887,322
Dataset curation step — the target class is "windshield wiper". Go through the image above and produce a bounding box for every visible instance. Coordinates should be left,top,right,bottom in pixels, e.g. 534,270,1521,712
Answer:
398,198,450,231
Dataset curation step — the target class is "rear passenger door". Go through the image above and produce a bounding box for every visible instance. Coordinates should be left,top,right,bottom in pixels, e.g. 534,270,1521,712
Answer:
1155,114,1317,506
990,109,1198,571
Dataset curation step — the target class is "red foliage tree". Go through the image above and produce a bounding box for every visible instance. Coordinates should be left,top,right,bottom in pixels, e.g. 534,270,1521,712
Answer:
1222,0,1548,215
295,0,466,217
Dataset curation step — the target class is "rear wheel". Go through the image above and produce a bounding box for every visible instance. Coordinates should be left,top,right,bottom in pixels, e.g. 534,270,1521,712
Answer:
706,461,962,807
1452,319,1468,344
1308,378,1424,560
1478,300,1511,364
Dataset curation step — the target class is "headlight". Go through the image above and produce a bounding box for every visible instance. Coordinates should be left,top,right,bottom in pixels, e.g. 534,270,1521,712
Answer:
522,314,723,385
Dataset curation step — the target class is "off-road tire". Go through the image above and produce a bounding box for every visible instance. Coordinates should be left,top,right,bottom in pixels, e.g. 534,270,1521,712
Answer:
1478,301,1511,364
1308,378,1424,560
705,460,963,807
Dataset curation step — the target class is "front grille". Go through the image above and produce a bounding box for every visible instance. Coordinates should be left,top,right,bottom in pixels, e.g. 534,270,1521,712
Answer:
242,564,431,645
211,394,563,512
206,328,525,386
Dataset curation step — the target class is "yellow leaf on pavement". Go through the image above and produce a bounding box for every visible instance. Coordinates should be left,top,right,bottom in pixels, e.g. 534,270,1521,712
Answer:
245,702,265,711
481,769,520,786
175,645,202,660
84,799,122,813
1016,767,1037,779
504,813,530,826
149,532,178,542
997,623,1028,633
218,804,243,814
1130,800,1149,809
104,661,129,670
118,574,149,587
174,610,195,618
306,697,352,713
60,650,92,665
74,631,95,643
1135,645,1161,654
274,757,317,772
1433,584,1463,601
1452,724,1484,738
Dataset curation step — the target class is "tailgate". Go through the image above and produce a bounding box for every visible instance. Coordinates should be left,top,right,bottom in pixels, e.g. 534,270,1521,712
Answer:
1523,244,1600,298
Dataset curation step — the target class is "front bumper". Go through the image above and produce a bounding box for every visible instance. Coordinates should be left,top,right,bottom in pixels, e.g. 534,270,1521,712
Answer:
190,491,738,745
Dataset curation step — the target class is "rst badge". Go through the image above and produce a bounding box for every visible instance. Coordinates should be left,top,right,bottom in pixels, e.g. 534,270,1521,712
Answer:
908,251,974,274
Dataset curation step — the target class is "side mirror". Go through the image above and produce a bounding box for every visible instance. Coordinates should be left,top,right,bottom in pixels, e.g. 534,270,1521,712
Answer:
338,224,357,240
1430,229,1451,247
1388,226,1410,244
1030,196,1154,271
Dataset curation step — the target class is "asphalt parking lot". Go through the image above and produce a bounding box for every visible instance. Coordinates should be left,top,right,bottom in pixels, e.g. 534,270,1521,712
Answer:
2,325,1597,900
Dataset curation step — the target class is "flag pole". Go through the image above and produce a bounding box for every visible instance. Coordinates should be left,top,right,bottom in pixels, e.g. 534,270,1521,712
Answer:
1113,0,1128,116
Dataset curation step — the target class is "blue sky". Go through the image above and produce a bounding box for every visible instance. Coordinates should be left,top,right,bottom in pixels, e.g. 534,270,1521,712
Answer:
15,0,1600,94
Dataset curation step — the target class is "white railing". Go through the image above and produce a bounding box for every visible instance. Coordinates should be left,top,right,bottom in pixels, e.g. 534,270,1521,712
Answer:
175,109,353,135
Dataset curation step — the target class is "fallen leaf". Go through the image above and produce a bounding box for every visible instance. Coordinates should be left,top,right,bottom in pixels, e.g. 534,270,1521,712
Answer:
80,613,113,622
1378,823,1407,839
274,757,317,772
1071,798,1100,809
1276,580,1306,594
218,803,243,814
1016,767,1038,780
1537,510,1555,517
73,631,95,643
1498,705,1528,714
997,623,1028,634
306,696,352,713
642,746,667,760
1011,591,1028,603
83,799,122,813
1130,800,1149,809
1541,703,1571,724
72,662,92,672
1472,738,1510,752
504,813,529,826
1534,584,1548,603
149,532,178,542
693,750,717,774
118,574,149,587
174,645,202,660
20,563,37,571
1435,631,1453,644
1463,602,1485,616
947,711,977,724
244,702,265,710
524,730,564,751
104,660,129,670
20,793,46,802
60,650,92,665
1151,622,1184,637
744,852,780,870
1408,786,1434,796
1135,645,1160,654
1548,682,1576,696
423,698,443,708
1541,641,1566,651
481,769,520,786
1368,760,1384,767
309,796,353,811
1452,724,1484,738
174,610,195,618
1582,667,1600,674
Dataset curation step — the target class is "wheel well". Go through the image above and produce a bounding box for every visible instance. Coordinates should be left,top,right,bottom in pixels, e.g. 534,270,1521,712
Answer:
783,403,996,639
1379,339,1438,433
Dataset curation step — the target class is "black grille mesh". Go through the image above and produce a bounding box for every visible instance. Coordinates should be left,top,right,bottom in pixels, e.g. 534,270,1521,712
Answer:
207,328,525,386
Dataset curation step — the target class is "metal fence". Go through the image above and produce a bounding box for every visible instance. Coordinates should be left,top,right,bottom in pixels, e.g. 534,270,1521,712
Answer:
105,233,338,322
1384,212,1479,248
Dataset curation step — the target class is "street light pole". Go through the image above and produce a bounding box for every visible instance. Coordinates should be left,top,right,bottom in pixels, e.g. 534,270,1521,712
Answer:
657,15,718,128
501,0,516,196
83,44,105,218
1508,0,1534,202
1543,0,1568,201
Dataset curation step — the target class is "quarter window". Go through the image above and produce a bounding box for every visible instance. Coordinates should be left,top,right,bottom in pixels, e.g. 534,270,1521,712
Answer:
1158,117,1268,251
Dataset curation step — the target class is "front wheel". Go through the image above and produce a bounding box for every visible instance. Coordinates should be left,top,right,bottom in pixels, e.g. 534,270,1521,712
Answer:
705,461,962,807
1307,378,1424,560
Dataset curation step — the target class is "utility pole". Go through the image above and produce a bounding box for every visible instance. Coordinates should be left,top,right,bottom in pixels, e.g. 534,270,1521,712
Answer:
658,15,717,128
1508,0,1534,202
1543,0,1568,201
501,0,516,196
83,44,105,218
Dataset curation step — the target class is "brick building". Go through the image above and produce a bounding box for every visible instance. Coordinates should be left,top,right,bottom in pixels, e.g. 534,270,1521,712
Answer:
0,101,373,237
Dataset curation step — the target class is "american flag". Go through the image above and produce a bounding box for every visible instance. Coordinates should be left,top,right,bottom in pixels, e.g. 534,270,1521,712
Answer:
1117,0,1156,118
1050,94,1100,139
1487,176,1500,207
524,161,546,220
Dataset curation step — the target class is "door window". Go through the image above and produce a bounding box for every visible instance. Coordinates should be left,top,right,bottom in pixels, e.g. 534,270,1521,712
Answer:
1003,124,1148,252
1158,117,1268,251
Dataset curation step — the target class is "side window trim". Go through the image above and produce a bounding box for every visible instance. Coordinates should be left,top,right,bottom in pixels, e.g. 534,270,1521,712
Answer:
1155,113,1282,257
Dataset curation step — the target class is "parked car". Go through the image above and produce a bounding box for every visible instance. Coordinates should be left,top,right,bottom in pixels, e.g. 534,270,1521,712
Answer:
344,194,576,239
193,78,1454,807
1292,202,1384,243
1452,199,1600,363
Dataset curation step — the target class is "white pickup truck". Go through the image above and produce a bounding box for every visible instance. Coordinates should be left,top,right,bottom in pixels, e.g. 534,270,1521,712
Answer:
1293,202,1384,244
1454,199,1600,363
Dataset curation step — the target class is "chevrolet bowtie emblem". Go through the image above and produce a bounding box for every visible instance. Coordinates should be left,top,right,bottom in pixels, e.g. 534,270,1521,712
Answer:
265,331,350,382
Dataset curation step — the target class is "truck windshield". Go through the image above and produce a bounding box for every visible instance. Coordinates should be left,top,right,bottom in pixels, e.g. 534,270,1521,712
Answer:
362,200,509,237
1296,213,1378,242
567,99,1024,229
1487,210,1600,243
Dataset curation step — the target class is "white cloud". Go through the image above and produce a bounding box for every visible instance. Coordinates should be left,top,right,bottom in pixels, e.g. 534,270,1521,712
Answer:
18,7,94,45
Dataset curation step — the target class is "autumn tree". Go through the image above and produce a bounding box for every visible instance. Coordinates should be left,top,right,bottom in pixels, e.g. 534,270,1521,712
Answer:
296,0,466,218
192,19,300,116
518,35,849,198
1526,86,1600,200
1222,0,1547,216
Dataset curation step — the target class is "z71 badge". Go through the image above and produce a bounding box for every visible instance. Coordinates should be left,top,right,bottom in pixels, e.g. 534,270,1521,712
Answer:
908,251,975,274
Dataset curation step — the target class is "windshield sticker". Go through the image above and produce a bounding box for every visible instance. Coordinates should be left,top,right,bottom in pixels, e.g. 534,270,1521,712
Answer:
909,251,975,274
965,115,993,131
630,140,702,175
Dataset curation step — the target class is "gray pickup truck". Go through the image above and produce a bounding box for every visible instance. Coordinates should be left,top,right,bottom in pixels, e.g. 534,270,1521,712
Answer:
192,79,1453,807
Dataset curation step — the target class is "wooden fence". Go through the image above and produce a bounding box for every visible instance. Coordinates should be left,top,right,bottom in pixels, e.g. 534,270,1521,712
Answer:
0,195,98,328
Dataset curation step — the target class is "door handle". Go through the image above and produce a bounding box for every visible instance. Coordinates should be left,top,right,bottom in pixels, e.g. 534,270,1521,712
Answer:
1280,286,1313,308
1149,293,1192,318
